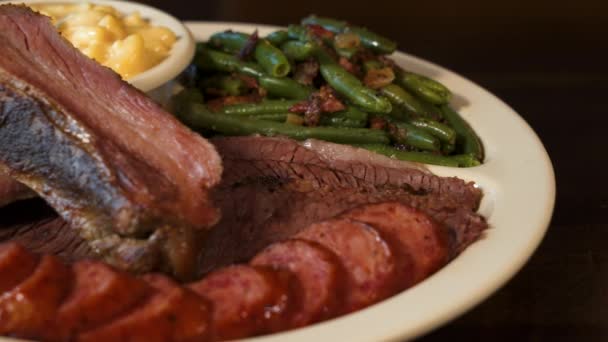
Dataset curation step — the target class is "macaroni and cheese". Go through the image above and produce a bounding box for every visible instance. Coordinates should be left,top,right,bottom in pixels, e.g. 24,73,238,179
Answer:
31,3,177,79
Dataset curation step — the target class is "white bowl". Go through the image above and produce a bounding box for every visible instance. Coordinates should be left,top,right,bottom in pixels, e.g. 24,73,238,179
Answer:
6,0,195,94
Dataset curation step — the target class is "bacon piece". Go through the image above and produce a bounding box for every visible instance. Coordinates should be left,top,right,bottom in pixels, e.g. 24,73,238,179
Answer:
293,59,320,86
364,67,395,89
305,24,335,40
339,56,362,77
237,29,259,60
289,86,345,126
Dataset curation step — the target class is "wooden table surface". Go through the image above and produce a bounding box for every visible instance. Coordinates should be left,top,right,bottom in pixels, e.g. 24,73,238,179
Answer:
26,0,608,340
136,0,606,340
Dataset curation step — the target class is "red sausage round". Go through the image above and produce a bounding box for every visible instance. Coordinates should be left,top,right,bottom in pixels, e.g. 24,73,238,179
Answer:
78,274,211,342
296,218,399,312
188,264,295,340
346,202,451,285
55,261,152,339
251,238,345,327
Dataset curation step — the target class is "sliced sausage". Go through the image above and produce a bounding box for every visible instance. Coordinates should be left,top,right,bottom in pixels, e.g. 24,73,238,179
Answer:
77,274,211,342
0,254,71,340
144,275,212,342
55,261,152,339
251,238,344,327
188,264,295,340
346,202,451,284
0,242,39,293
296,218,399,312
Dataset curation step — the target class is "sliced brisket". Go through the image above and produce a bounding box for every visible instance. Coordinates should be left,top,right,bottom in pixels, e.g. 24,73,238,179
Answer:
0,5,222,279
200,136,486,273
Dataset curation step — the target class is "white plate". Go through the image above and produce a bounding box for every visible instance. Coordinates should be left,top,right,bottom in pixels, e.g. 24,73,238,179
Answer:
0,20,555,342
185,21,556,342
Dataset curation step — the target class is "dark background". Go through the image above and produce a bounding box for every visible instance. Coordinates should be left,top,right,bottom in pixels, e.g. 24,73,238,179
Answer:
142,0,607,340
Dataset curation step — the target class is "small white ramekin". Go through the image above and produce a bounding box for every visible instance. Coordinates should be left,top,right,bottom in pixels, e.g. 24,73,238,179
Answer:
7,0,195,95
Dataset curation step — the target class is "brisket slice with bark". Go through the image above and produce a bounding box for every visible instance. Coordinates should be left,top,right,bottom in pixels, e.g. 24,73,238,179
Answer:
200,136,486,274
0,5,222,279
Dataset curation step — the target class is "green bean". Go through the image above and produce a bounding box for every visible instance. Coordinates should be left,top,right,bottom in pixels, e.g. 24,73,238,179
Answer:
320,107,369,128
319,63,392,113
209,31,291,77
247,113,288,122
381,84,431,118
387,121,440,151
395,70,452,105
355,144,481,167
301,15,397,54
320,63,392,113
176,102,391,144
287,24,308,41
195,46,263,78
408,117,456,145
219,100,300,115
255,39,291,77
313,46,336,65
376,104,408,122
199,75,246,96
265,30,289,46
281,41,316,61
338,106,369,121
196,47,310,100
209,31,247,53
169,88,204,114
258,75,313,100
440,105,484,161
442,142,456,154
343,27,397,54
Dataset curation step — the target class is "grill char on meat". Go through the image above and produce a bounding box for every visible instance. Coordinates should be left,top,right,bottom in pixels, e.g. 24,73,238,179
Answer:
0,5,222,279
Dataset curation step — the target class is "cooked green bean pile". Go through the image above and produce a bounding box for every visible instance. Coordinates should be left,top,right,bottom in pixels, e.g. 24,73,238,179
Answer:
171,15,484,167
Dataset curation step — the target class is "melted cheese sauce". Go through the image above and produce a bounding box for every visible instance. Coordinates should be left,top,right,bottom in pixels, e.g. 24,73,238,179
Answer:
30,3,177,79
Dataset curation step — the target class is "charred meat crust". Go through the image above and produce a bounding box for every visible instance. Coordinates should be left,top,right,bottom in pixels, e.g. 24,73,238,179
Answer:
0,5,223,279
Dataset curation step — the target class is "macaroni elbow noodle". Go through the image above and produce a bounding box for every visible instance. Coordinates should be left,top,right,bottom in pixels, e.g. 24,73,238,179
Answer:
30,3,177,79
